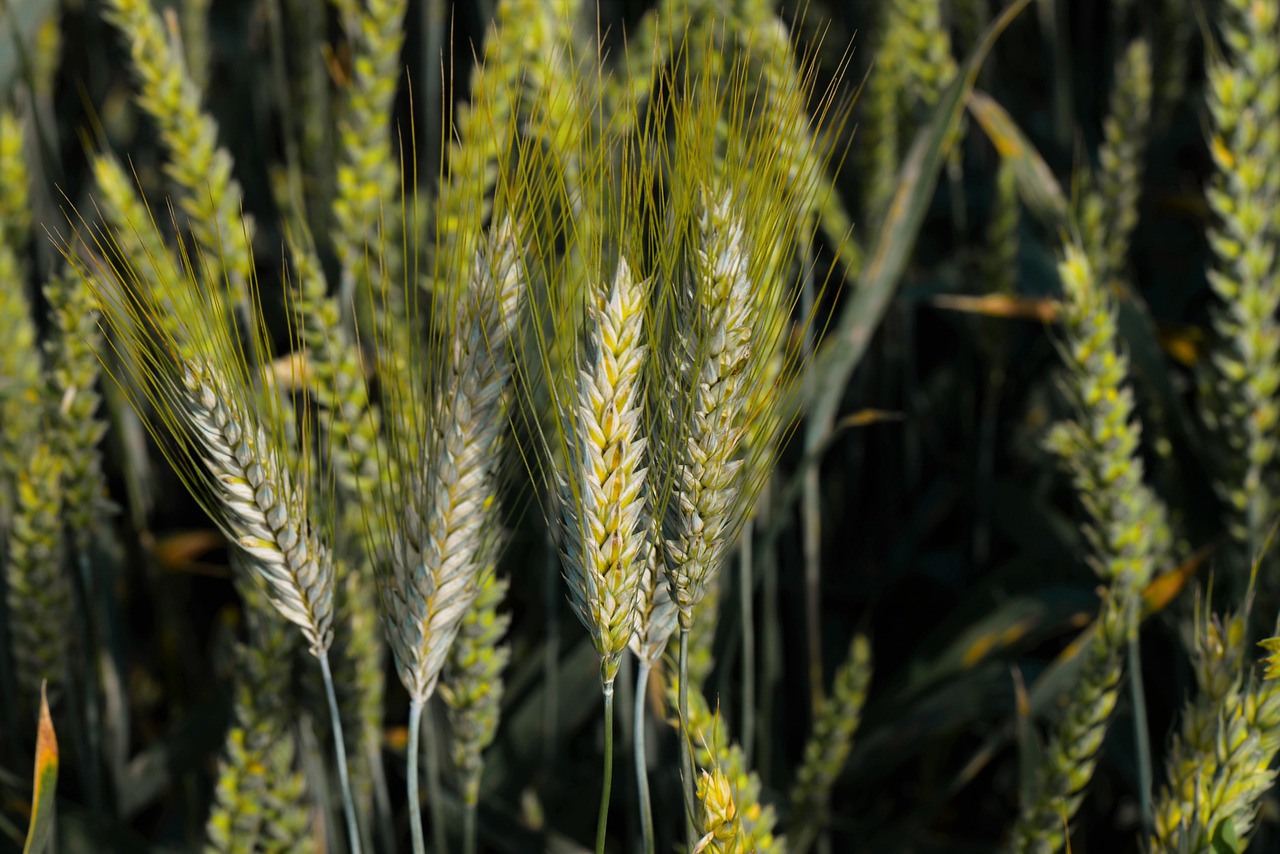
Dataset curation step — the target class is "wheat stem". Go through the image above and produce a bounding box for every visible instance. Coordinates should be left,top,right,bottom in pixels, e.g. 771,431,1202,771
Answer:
634,659,655,854
739,523,755,765
463,803,478,854
320,652,362,854
597,680,616,854
679,626,696,848
407,697,426,854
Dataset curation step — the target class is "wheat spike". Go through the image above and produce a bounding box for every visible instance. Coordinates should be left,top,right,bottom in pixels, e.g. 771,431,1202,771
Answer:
662,187,756,630
557,255,651,686
440,568,511,808
182,359,335,656
380,218,523,703
4,444,73,701
103,0,253,299
1199,0,1280,564
44,273,113,552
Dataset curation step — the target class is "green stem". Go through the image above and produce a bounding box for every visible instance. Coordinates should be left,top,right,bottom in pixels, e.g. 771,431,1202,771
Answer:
407,698,426,854
739,522,756,766
634,660,655,854
424,705,448,854
1127,608,1153,837
463,800,478,854
597,680,616,854
678,627,696,849
320,653,363,854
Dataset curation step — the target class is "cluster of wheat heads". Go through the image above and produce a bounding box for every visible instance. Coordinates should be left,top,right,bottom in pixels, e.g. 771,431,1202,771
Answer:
18,0,859,851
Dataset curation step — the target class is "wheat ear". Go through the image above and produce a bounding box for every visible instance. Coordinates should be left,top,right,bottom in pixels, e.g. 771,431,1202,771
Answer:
382,218,522,854
103,0,253,297
662,187,755,629
659,186,756,842
552,254,650,853
558,254,651,687
1200,0,1280,567
4,444,72,703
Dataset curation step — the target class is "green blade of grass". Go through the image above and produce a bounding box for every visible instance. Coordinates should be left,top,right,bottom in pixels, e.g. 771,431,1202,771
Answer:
965,88,1068,228
804,0,1034,440
22,682,57,854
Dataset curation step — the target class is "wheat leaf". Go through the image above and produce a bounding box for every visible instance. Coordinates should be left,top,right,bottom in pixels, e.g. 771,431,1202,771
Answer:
803,0,1034,440
22,682,57,854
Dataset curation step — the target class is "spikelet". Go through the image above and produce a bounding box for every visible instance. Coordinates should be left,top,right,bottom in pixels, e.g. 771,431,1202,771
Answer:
4,444,73,701
372,218,524,704
44,272,113,552
555,256,651,686
1199,0,1280,562
103,0,253,297
439,567,512,807
789,634,873,854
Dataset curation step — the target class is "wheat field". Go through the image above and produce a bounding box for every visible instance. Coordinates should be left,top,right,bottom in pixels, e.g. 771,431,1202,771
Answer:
2,1,1280,853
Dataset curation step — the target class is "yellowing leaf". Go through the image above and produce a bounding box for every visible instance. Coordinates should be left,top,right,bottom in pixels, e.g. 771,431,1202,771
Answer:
932,293,1059,323
23,682,58,854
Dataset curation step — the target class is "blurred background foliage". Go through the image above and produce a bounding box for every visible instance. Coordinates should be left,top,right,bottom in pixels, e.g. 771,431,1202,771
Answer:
3,0,1276,851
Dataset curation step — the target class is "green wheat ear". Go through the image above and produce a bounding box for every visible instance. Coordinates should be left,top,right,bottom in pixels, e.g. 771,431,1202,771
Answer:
1011,242,1172,854
665,675,781,853
103,0,253,302
204,580,316,854
44,272,113,553
5,443,73,703
789,634,873,854
1199,0,1280,569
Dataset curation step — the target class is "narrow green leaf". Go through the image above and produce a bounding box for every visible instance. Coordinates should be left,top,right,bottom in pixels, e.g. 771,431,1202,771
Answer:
804,0,1035,439
22,682,57,854
966,88,1068,228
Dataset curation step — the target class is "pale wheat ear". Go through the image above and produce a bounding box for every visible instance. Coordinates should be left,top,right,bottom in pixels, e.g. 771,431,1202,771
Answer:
54,190,366,853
